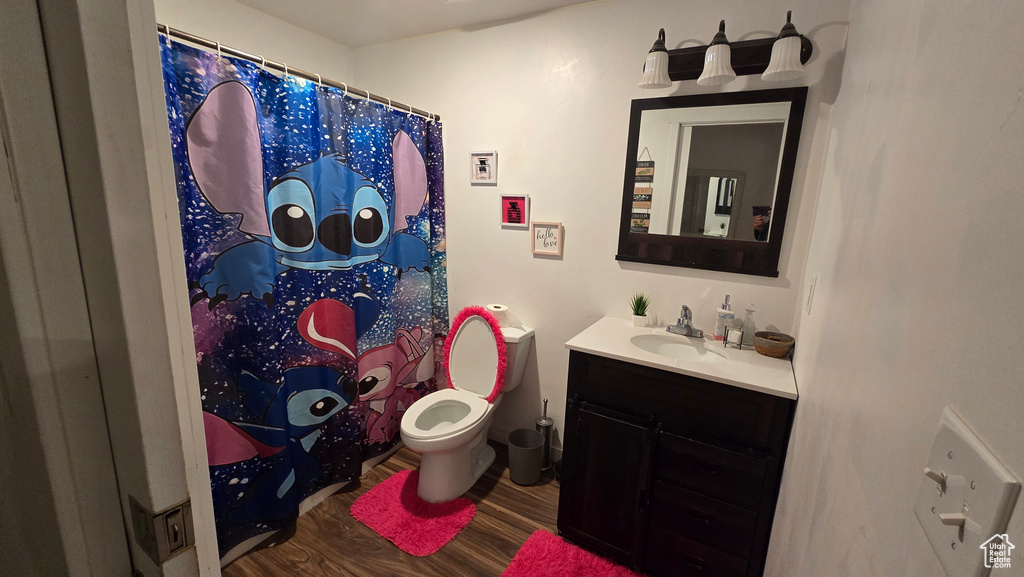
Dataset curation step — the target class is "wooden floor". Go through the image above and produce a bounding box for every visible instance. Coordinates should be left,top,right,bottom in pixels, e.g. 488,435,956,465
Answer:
223,442,559,576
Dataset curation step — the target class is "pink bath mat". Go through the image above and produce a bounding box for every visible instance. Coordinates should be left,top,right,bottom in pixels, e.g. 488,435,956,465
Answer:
502,530,642,577
350,469,476,556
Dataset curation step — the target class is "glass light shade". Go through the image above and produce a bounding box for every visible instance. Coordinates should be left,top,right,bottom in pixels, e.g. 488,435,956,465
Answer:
638,49,671,89
762,35,805,81
696,43,736,87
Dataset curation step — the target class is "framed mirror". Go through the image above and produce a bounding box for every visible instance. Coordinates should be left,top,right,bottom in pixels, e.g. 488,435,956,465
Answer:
617,87,807,277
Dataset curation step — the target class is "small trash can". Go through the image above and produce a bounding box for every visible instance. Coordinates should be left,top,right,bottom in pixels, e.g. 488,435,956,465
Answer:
507,428,545,486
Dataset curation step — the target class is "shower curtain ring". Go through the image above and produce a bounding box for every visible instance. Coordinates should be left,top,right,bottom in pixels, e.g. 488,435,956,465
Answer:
315,74,322,87
283,63,289,81
216,42,222,60
161,24,172,48
386,97,392,111
341,83,348,98
259,56,266,71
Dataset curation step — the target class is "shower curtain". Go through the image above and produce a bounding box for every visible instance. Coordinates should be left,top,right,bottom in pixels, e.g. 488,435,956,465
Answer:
160,39,448,559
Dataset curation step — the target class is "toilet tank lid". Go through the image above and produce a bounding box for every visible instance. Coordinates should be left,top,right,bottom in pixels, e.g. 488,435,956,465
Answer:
500,326,534,343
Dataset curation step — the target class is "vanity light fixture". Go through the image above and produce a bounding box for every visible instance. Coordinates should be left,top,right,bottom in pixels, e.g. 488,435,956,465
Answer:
638,28,672,89
762,11,806,81
638,13,813,88
696,20,737,86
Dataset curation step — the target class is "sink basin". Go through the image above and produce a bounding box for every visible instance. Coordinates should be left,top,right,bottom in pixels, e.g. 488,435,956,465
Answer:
630,334,726,364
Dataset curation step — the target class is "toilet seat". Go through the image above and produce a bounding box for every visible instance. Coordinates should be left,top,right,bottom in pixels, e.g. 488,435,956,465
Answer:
443,307,507,402
402,308,506,444
400,388,490,441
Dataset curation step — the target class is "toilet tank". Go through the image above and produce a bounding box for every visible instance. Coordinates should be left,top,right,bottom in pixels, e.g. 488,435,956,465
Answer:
500,326,534,393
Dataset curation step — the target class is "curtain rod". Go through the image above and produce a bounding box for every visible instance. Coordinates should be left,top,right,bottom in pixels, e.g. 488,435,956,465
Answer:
157,24,440,122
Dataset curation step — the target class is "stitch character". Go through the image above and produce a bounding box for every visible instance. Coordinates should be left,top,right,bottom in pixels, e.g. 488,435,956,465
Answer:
298,298,436,445
185,81,430,309
203,365,355,523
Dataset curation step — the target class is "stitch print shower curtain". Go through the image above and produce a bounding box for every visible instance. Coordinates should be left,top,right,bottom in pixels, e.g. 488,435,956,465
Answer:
160,40,448,559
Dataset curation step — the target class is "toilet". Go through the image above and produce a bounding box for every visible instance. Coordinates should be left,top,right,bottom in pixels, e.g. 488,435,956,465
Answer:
400,306,534,503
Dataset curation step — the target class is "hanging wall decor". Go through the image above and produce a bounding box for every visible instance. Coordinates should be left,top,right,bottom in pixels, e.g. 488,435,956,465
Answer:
160,39,449,561
631,147,655,233
531,221,563,256
471,150,497,185
500,194,530,229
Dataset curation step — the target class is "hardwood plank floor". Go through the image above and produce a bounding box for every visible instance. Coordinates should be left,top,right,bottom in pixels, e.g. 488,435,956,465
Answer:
223,442,559,577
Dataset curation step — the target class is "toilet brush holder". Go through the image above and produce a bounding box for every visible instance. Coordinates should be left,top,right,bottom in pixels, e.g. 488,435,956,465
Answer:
536,398,554,470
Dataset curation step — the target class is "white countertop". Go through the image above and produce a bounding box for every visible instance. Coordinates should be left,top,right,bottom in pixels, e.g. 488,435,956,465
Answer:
565,316,798,400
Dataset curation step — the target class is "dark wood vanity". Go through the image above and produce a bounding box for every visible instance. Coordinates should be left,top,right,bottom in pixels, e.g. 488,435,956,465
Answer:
557,350,796,577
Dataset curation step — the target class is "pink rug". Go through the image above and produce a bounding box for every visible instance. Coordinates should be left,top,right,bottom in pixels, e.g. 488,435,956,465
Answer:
503,530,642,577
350,469,476,556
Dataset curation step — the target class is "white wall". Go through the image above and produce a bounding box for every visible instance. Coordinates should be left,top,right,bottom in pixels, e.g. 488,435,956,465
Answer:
154,0,354,82
354,0,850,445
767,0,1024,574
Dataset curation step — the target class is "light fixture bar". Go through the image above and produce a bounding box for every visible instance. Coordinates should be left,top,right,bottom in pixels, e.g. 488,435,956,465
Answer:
664,36,812,82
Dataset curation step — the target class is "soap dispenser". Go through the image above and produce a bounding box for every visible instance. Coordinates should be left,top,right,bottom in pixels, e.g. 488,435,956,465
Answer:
741,303,757,346
713,294,734,341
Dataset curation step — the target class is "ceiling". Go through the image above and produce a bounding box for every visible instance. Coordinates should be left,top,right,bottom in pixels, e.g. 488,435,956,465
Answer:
235,0,593,48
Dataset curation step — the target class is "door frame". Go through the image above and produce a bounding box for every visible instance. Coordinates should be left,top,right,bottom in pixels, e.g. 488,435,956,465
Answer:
0,0,134,574
0,0,219,575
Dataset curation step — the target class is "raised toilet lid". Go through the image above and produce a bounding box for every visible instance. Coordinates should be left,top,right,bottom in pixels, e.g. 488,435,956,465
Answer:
445,307,506,402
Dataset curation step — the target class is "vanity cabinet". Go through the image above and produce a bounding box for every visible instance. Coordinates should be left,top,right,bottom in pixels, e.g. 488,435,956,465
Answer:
557,351,796,577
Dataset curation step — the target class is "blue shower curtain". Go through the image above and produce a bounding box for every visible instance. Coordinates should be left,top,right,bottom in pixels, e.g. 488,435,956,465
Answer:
160,39,448,559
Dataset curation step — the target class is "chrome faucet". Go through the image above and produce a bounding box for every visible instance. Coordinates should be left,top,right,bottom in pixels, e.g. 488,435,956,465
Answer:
666,305,703,338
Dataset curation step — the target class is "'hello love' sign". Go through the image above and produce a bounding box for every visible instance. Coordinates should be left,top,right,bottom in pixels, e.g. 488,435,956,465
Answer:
531,221,563,257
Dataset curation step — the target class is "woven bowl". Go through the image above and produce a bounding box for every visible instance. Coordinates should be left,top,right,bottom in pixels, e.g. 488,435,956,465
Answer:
753,331,795,358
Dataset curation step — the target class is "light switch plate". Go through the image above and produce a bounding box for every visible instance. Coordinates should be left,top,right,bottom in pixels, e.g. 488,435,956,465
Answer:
914,406,1020,577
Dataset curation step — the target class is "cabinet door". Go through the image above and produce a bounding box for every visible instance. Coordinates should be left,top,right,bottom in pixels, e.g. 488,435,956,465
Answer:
557,401,654,567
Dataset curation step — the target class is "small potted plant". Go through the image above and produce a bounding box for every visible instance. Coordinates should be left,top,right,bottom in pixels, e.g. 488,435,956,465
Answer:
630,292,650,327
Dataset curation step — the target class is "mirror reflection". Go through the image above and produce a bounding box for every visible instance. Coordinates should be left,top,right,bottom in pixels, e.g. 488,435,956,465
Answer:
629,102,791,242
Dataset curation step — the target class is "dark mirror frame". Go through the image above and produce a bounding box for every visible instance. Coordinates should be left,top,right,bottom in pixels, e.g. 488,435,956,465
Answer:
616,87,808,277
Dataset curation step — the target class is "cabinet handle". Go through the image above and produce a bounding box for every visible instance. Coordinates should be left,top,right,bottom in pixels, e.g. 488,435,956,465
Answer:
683,508,712,526
694,461,719,475
682,553,706,571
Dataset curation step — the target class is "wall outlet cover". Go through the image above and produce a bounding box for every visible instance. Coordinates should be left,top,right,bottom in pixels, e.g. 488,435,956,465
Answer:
914,406,1020,577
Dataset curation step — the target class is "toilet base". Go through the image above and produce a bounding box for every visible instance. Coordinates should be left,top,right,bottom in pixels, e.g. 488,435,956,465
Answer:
416,432,494,503
471,438,496,480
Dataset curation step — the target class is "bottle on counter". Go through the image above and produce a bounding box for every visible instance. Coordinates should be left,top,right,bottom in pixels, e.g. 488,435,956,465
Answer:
741,303,757,346
713,294,734,341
